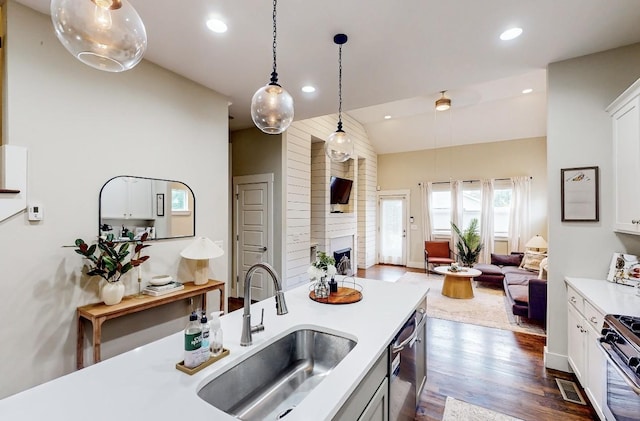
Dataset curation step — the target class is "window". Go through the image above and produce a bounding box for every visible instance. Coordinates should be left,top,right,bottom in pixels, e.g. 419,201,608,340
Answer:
429,181,512,237
171,189,189,212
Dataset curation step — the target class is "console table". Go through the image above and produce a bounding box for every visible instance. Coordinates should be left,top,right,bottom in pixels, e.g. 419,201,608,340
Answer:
76,279,225,369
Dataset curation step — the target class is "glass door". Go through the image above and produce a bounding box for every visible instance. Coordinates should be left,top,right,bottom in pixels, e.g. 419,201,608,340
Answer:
378,195,407,265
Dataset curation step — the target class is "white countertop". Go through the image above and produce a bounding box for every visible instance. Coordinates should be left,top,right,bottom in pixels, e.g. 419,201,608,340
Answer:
0,277,428,421
565,277,640,317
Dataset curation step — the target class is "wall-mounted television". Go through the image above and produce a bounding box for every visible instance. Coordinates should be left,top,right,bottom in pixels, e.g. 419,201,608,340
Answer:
330,176,353,205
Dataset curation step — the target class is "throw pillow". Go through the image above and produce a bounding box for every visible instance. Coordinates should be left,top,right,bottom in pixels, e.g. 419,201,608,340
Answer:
491,253,523,267
520,251,547,272
538,257,549,280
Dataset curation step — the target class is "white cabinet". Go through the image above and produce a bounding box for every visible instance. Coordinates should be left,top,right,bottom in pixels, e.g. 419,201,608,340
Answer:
607,79,640,234
101,177,154,220
566,283,605,420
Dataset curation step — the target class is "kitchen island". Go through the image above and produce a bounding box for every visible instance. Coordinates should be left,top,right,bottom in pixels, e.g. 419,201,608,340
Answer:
0,276,429,421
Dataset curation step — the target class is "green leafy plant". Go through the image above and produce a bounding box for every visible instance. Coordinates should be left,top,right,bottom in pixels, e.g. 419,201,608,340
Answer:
451,219,483,267
308,251,337,280
74,232,151,283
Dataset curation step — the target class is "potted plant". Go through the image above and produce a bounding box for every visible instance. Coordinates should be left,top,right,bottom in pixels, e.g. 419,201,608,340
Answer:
308,251,337,298
74,232,151,305
451,218,483,267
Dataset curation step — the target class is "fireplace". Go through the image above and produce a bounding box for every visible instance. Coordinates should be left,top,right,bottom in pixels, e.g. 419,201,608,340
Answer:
333,248,352,276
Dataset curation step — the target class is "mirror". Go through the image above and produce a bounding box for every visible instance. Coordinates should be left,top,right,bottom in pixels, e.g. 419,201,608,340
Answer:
99,176,195,241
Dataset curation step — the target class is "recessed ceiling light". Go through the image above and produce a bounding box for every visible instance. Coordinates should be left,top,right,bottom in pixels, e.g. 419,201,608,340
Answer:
522,88,533,94
301,85,316,93
384,115,391,120
206,19,228,33
500,27,522,41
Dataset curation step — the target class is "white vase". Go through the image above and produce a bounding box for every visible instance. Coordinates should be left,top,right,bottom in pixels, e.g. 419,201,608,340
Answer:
102,281,125,305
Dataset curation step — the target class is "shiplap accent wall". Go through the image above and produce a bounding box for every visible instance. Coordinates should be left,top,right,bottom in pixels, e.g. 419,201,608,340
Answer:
282,113,377,289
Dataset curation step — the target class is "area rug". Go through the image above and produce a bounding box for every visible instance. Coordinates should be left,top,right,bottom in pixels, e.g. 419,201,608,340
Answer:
396,272,545,336
442,397,524,421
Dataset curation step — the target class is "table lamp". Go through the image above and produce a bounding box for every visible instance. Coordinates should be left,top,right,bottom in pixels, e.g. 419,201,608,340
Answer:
525,235,548,252
180,237,224,285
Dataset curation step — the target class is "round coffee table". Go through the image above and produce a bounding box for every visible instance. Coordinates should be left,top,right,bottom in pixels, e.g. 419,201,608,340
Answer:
433,266,482,299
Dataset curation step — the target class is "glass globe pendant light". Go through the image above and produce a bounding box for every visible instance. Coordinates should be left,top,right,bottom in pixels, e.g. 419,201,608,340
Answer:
325,33,354,162
251,0,294,134
50,0,147,72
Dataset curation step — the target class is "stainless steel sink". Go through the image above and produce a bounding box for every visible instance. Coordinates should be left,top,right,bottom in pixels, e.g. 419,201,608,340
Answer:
197,328,357,420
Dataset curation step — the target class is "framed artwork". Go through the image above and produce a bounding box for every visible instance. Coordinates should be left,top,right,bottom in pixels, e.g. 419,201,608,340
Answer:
156,193,165,217
561,166,599,222
606,252,640,285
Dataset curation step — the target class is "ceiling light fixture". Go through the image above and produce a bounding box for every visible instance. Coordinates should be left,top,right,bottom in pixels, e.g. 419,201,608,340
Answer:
435,91,451,111
301,86,316,93
50,0,147,72
250,0,294,135
325,33,354,163
384,115,391,120
522,88,533,94
500,27,523,41
206,18,228,33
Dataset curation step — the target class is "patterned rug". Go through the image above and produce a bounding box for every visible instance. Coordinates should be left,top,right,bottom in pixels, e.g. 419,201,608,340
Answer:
395,272,545,336
442,397,524,421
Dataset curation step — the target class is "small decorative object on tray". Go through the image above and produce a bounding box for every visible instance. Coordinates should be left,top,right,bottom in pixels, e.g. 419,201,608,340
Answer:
143,281,184,296
175,348,230,375
309,276,363,304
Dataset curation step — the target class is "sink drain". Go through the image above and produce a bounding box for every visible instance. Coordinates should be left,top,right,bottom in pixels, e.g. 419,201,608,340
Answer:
276,406,295,419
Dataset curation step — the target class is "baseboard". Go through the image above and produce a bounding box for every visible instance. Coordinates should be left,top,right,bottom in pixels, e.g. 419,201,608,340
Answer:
407,261,425,270
544,345,571,372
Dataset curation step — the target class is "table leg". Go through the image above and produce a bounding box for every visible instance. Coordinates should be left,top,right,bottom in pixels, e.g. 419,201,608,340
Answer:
76,314,84,370
93,316,106,365
219,285,225,312
441,275,474,299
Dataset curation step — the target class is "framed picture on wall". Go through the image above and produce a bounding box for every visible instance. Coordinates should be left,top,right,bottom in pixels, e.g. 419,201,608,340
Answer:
561,166,599,222
156,193,165,217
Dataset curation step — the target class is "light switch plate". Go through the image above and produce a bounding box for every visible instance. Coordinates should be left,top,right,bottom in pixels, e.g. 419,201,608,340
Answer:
28,204,43,221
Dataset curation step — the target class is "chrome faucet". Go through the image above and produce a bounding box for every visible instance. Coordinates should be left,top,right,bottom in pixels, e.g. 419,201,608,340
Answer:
240,262,288,346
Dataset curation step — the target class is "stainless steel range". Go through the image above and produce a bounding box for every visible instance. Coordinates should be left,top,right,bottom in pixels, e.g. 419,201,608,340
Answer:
599,314,640,420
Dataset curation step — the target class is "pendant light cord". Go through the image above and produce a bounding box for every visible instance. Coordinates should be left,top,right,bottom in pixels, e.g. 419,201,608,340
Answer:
270,0,279,85
337,42,343,131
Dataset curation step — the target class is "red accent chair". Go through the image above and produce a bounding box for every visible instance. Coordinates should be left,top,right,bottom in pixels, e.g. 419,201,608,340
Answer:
424,241,455,272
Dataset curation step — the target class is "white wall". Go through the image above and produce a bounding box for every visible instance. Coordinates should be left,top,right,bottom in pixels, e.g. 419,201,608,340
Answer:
546,42,640,370
0,2,229,398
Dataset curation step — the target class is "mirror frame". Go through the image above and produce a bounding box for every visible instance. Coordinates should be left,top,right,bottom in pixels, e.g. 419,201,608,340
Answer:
98,175,196,241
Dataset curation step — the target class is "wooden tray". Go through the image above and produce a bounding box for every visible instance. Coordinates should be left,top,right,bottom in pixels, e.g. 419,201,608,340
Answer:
309,286,362,304
176,348,230,375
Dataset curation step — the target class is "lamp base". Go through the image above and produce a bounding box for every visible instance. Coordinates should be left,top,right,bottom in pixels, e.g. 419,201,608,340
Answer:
194,260,209,285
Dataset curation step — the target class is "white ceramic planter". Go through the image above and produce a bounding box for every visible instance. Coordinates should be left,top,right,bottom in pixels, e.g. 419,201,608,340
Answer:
102,281,125,305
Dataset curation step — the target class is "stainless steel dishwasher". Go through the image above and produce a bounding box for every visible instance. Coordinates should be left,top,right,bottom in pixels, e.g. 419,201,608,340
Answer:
389,301,427,421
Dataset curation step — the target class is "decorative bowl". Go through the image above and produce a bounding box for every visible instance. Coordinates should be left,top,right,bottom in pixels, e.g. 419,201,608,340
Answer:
149,275,173,286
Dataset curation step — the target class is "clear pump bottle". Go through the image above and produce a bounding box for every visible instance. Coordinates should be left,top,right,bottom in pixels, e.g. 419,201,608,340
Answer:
210,311,224,357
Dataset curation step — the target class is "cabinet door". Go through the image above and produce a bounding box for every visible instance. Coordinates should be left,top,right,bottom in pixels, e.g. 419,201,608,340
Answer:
567,304,585,383
101,177,129,219
358,377,389,421
612,96,640,233
127,178,154,219
585,324,605,419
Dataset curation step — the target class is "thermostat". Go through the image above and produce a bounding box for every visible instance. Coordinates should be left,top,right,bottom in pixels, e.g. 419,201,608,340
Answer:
28,204,43,221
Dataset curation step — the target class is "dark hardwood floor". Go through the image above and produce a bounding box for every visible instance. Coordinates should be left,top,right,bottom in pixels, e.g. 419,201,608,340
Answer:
229,264,598,420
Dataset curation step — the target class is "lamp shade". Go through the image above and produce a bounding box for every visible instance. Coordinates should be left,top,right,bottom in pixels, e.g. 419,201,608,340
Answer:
180,237,224,260
50,0,147,72
525,235,548,250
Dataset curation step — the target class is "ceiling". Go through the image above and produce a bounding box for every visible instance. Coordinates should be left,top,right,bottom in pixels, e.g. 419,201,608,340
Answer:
16,0,640,154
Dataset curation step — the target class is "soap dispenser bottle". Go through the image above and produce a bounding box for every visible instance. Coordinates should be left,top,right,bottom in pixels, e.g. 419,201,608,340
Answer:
184,311,202,368
210,311,224,357
200,311,211,363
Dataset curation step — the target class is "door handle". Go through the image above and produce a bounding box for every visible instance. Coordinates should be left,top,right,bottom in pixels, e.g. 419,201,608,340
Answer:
246,246,267,252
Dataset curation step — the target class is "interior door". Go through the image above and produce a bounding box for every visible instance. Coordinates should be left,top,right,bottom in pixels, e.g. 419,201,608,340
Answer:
235,181,273,301
378,194,408,265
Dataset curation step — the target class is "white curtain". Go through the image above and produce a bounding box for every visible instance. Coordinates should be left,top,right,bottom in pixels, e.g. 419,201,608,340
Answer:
508,176,531,252
479,179,495,263
419,182,433,242
450,180,463,256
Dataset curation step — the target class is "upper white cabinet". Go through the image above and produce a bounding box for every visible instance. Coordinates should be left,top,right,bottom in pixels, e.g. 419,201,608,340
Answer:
101,176,154,220
607,79,640,234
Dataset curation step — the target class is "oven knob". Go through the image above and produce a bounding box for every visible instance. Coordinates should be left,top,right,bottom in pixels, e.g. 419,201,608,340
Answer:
630,357,640,371
600,331,618,343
